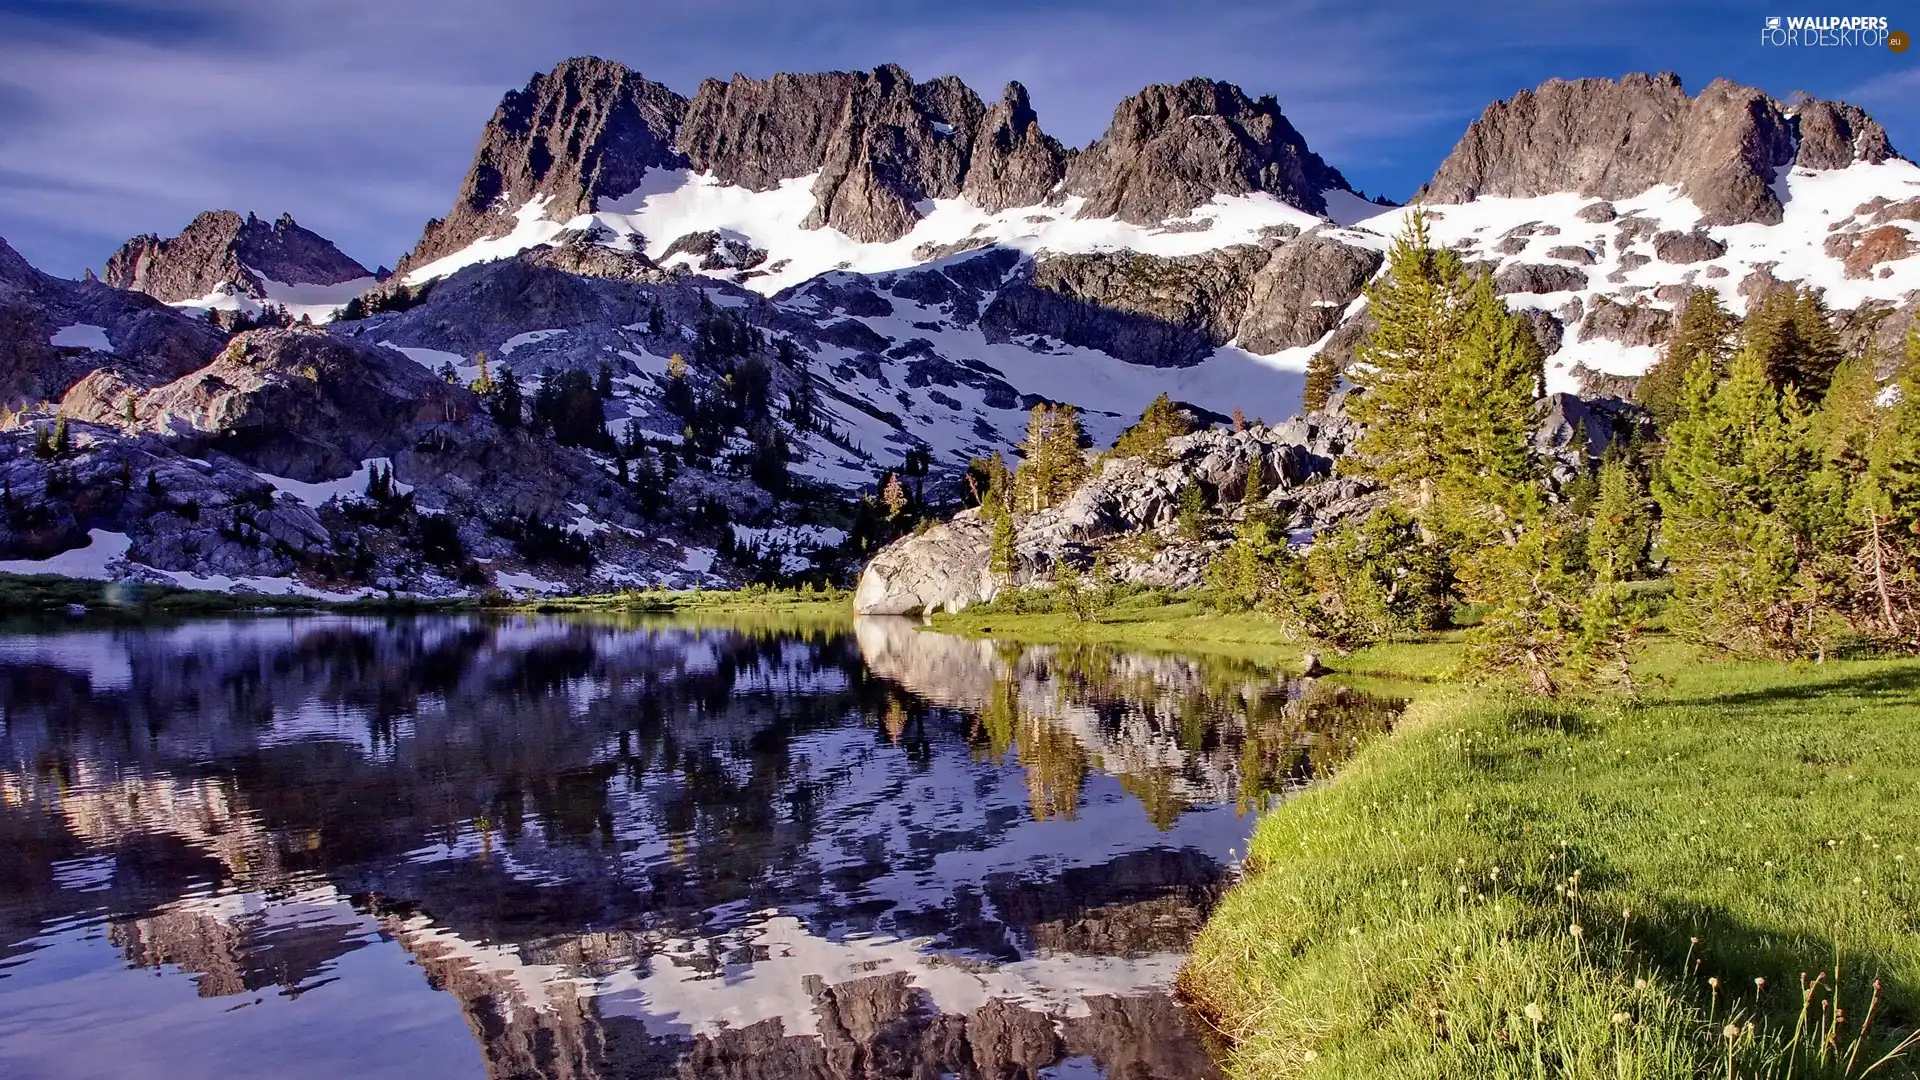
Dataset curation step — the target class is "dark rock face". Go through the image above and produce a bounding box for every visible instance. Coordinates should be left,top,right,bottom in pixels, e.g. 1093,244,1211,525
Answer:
1545,245,1597,265
1651,229,1728,263
1793,100,1895,170
1065,78,1354,223
1419,74,1895,227
680,65,990,243
1,237,226,408
1235,230,1383,351
981,247,1270,367
1579,297,1672,347
962,82,1069,212
1518,309,1565,355
397,57,687,277
1494,262,1589,295
103,211,371,302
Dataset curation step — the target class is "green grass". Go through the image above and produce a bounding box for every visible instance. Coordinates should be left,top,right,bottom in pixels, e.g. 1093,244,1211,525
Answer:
930,590,1466,679
1180,647,1920,1079
513,583,851,615
0,571,468,622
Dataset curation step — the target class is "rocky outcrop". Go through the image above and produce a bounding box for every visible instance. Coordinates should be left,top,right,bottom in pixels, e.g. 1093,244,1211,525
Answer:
981,246,1271,367
680,65,989,244
1651,229,1727,264
961,82,1069,212
1495,262,1589,295
0,237,226,408
103,211,371,302
854,418,1364,615
1418,74,1897,227
1234,230,1383,352
1579,297,1672,347
1066,78,1354,223
853,509,996,615
1793,100,1896,170
397,57,687,276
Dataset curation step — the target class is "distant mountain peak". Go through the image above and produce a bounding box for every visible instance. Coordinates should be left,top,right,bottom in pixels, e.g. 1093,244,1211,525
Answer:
102,210,372,303
1417,72,1898,226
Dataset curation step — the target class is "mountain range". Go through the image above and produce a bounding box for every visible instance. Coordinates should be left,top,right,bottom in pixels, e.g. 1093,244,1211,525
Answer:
2,59,1917,597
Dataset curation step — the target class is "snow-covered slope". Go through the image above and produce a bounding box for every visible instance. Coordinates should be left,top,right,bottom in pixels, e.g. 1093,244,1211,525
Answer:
167,273,379,324
1350,160,1920,392
403,170,1345,294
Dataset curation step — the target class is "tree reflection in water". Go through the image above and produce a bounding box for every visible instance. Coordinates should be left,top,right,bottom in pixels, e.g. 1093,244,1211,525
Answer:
0,613,1403,1080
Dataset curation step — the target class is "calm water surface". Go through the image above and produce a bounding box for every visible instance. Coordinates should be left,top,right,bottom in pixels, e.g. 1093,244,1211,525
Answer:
0,614,1403,1080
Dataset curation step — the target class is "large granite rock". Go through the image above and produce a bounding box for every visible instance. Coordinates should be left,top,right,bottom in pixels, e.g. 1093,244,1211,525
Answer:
854,418,1363,615
853,509,996,615
1066,78,1354,223
980,246,1271,367
103,211,371,302
1234,230,1383,352
1418,74,1896,227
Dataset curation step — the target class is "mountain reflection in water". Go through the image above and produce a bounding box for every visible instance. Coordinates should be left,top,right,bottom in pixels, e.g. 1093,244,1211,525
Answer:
0,614,1404,1080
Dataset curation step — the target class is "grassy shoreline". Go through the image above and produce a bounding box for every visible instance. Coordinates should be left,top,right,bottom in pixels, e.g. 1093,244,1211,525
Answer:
0,572,850,622
933,599,1920,1078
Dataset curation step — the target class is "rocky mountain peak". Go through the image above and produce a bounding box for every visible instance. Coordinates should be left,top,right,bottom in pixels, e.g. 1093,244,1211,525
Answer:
962,81,1069,213
1418,73,1899,226
679,64,992,243
1065,77,1354,223
101,210,371,304
395,56,687,277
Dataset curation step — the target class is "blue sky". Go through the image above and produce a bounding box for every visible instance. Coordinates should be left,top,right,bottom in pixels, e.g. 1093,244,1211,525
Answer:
0,0,1914,277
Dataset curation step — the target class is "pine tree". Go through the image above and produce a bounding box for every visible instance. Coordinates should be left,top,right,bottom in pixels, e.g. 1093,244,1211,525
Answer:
1435,271,1544,538
1272,506,1455,650
1013,404,1088,512
1346,210,1471,512
1742,284,1844,401
492,367,523,428
1637,288,1735,427
989,508,1018,577
1176,482,1207,539
1301,349,1340,412
881,473,908,519
1109,393,1191,464
470,352,496,396
597,363,615,400
647,304,665,336
1587,453,1652,582
1654,345,1841,657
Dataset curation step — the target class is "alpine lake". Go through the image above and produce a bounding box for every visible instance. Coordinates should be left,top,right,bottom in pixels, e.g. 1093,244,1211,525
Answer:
0,611,1405,1080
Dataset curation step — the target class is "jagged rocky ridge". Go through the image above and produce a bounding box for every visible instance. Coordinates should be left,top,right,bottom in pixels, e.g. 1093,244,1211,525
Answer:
103,210,374,303
17,64,1920,594
397,57,1360,274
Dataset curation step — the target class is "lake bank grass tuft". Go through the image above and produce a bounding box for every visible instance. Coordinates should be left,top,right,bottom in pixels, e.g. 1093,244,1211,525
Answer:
1179,652,1920,1078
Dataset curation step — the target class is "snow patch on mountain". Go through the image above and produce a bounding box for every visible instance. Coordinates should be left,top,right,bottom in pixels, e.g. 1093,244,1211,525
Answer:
0,529,132,579
49,324,111,351
1345,159,1920,391
169,273,377,324
254,457,410,508
402,169,1335,295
